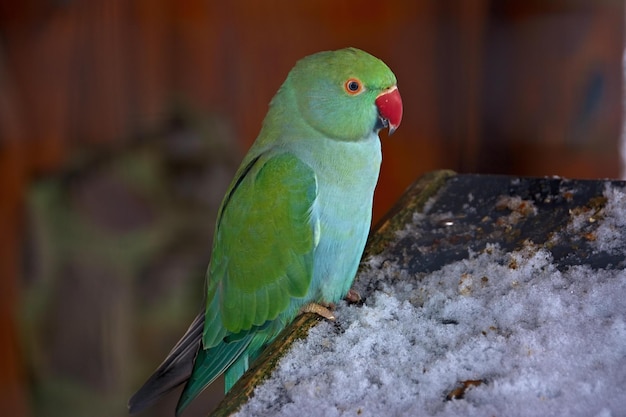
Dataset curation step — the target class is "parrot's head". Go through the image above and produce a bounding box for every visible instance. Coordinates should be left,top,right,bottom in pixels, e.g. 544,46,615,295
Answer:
286,47,402,141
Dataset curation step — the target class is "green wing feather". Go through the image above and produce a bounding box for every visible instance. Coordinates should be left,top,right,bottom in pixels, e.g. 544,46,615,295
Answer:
205,151,318,341
176,152,318,415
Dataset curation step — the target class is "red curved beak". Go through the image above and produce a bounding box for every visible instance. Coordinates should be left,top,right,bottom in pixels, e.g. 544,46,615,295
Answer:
375,86,403,135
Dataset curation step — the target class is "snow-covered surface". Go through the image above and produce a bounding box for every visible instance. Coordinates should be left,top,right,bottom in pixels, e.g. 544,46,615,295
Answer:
235,181,626,417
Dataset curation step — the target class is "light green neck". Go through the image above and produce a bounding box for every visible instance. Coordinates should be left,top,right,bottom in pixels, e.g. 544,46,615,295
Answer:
254,79,323,149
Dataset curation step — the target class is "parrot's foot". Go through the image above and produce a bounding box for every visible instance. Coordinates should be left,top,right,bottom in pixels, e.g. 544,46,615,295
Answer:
300,303,335,321
345,289,362,304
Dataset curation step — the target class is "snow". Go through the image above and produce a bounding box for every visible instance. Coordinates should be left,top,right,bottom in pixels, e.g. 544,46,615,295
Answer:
235,181,626,417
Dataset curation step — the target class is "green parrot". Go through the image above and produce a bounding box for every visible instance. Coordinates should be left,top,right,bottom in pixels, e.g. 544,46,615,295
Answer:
128,47,402,415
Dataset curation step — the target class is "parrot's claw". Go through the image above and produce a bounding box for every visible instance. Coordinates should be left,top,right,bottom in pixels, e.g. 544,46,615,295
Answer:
345,289,362,304
300,302,336,321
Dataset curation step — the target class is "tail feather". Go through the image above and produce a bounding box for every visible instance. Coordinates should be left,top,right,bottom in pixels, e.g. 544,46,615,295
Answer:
175,333,254,416
128,311,205,414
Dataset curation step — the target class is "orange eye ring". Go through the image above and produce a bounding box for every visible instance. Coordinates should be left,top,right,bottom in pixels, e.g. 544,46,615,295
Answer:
344,78,364,95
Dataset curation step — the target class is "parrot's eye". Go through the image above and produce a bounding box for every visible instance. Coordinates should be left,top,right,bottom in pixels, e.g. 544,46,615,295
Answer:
344,78,364,95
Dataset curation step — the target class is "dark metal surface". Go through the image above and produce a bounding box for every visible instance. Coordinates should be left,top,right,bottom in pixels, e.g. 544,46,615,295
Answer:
393,174,625,275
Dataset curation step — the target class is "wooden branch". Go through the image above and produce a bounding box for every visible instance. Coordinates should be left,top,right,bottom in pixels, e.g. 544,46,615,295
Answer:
366,170,456,258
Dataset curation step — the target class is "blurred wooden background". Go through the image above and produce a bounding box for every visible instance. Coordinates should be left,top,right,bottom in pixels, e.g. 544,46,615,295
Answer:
0,1,622,416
